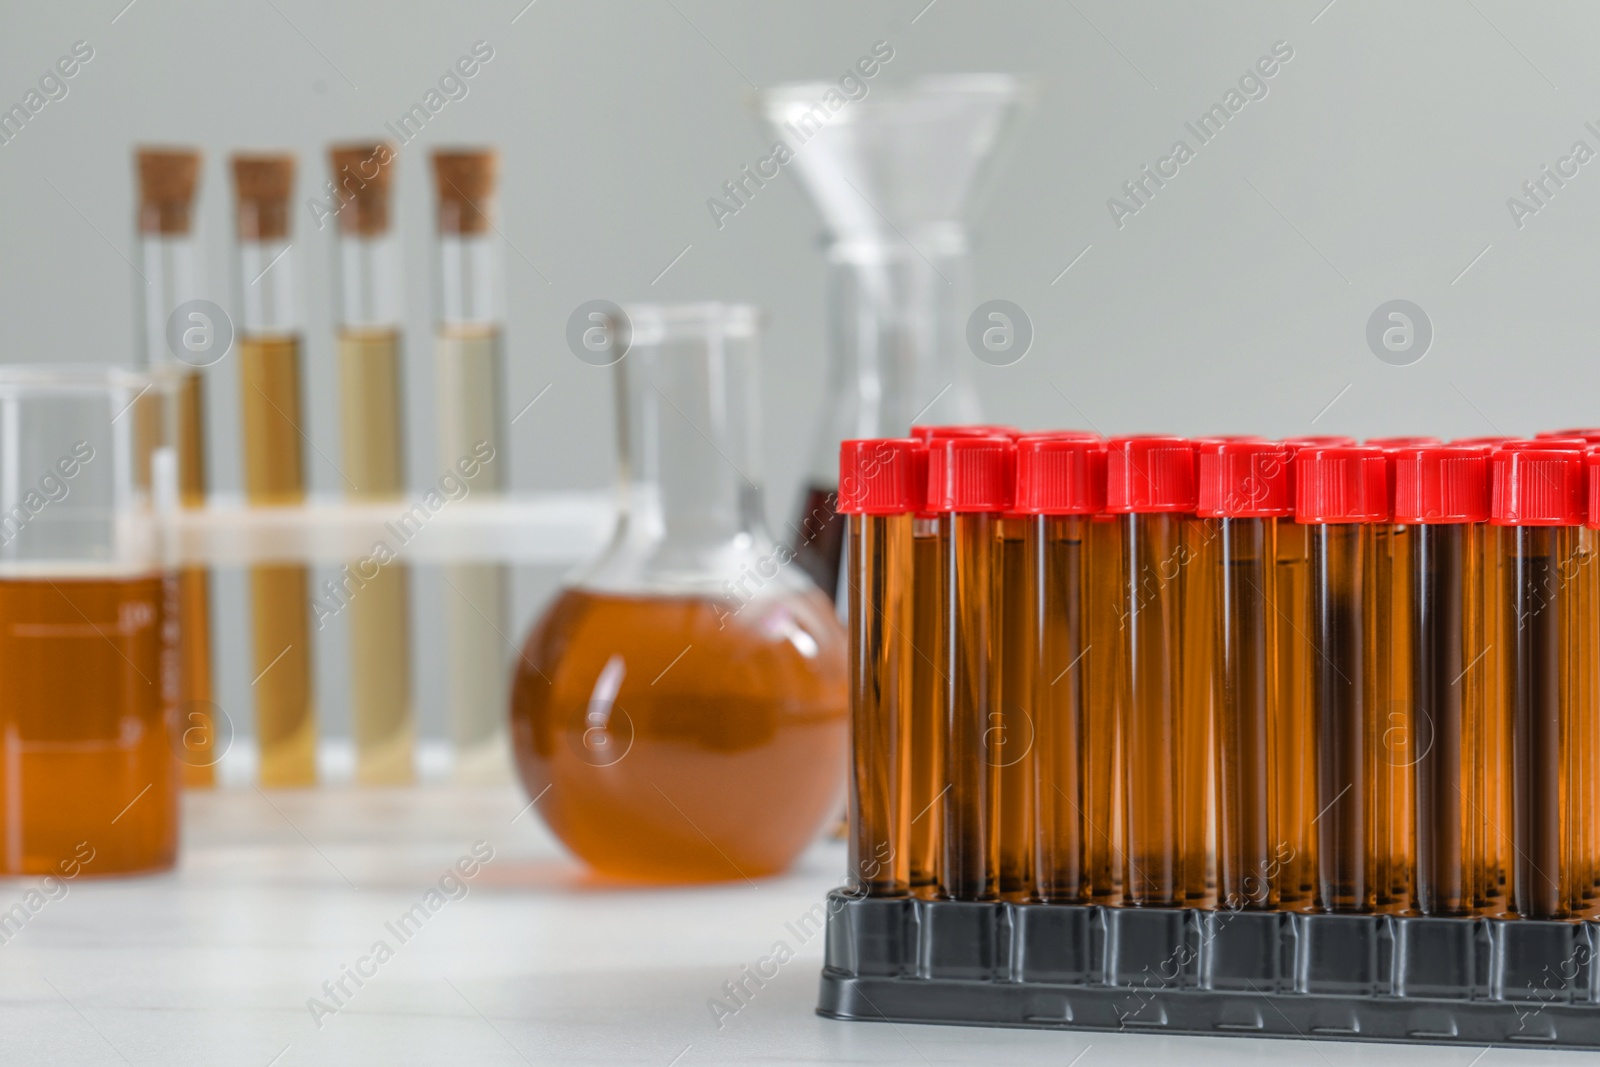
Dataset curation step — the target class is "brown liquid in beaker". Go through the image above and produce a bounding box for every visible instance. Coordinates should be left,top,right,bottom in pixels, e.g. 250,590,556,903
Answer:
0,573,179,875
511,587,848,882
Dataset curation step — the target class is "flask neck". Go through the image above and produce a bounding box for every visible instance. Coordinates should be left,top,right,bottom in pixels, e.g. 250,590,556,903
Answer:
587,304,779,595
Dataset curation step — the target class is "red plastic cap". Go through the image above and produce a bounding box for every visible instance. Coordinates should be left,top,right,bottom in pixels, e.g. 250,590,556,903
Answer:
910,424,1020,441
1452,435,1514,447
1282,435,1356,449
1294,446,1390,523
1587,452,1600,529
1505,437,1587,450
1540,428,1600,444
1196,441,1291,518
1366,436,1442,450
836,439,921,515
1392,446,1489,524
1014,435,1105,515
1105,436,1196,514
925,436,1014,513
1491,447,1584,526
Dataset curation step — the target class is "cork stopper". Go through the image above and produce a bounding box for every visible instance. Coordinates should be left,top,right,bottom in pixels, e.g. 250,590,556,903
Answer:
135,147,201,236
328,142,396,237
231,153,295,241
433,148,498,235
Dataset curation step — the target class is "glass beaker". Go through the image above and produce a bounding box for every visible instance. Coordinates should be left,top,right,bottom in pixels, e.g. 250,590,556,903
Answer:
510,304,848,882
0,366,180,876
757,75,1032,600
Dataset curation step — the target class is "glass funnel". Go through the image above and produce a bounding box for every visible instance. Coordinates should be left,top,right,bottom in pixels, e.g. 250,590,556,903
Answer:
510,303,848,882
758,75,1032,600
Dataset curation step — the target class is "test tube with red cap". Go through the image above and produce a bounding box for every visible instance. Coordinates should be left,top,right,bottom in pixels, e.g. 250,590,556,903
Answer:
1583,448,1600,909
1268,436,1356,907
1368,436,1442,913
1010,435,1103,903
1393,445,1491,915
1296,445,1389,913
1492,443,1587,919
910,424,1021,440
1199,440,1292,909
1085,500,1124,903
927,434,1013,900
1282,436,1357,448
1541,432,1600,906
906,426,1024,890
838,439,919,896
1106,436,1201,907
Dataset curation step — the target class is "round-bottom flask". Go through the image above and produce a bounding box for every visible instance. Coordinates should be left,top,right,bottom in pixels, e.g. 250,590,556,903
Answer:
510,304,847,881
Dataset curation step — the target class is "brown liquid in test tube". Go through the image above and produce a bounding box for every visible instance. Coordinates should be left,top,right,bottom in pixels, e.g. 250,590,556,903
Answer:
233,154,318,786
928,436,1012,901
907,512,944,889
1394,446,1490,916
997,514,1032,895
1492,445,1586,919
838,440,918,895
1273,436,1354,909
1199,441,1293,910
1296,446,1389,913
1550,432,1600,918
1011,435,1103,903
135,147,217,785
1106,436,1200,908
1367,436,1441,914
904,426,1012,891
1085,513,1125,902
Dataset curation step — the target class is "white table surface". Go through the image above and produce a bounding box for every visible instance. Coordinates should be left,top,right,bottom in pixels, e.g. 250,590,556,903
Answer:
0,785,1584,1067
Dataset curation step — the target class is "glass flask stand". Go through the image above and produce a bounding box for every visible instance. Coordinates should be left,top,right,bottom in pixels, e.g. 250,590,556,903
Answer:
510,303,848,882
758,76,1032,600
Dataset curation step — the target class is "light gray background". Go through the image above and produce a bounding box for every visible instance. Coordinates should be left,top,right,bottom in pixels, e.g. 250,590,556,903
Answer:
1,0,1593,752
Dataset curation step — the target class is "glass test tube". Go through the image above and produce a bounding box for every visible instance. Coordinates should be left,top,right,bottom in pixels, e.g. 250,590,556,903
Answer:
1198,441,1291,909
839,439,918,895
993,424,1035,896
433,149,512,783
1393,446,1489,916
330,143,414,786
1296,446,1388,913
997,508,1031,897
1456,436,1516,912
1180,517,1218,908
0,367,180,873
927,435,1012,901
1085,512,1125,903
906,426,1015,889
907,498,943,889
1584,448,1600,913
1544,432,1600,916
1368,437,1442,913
1106,436,1198,908
134,146,219,786
1492,444,1586,919
1013,435,1103,903
1274,437,1355,910
232,154,317,786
